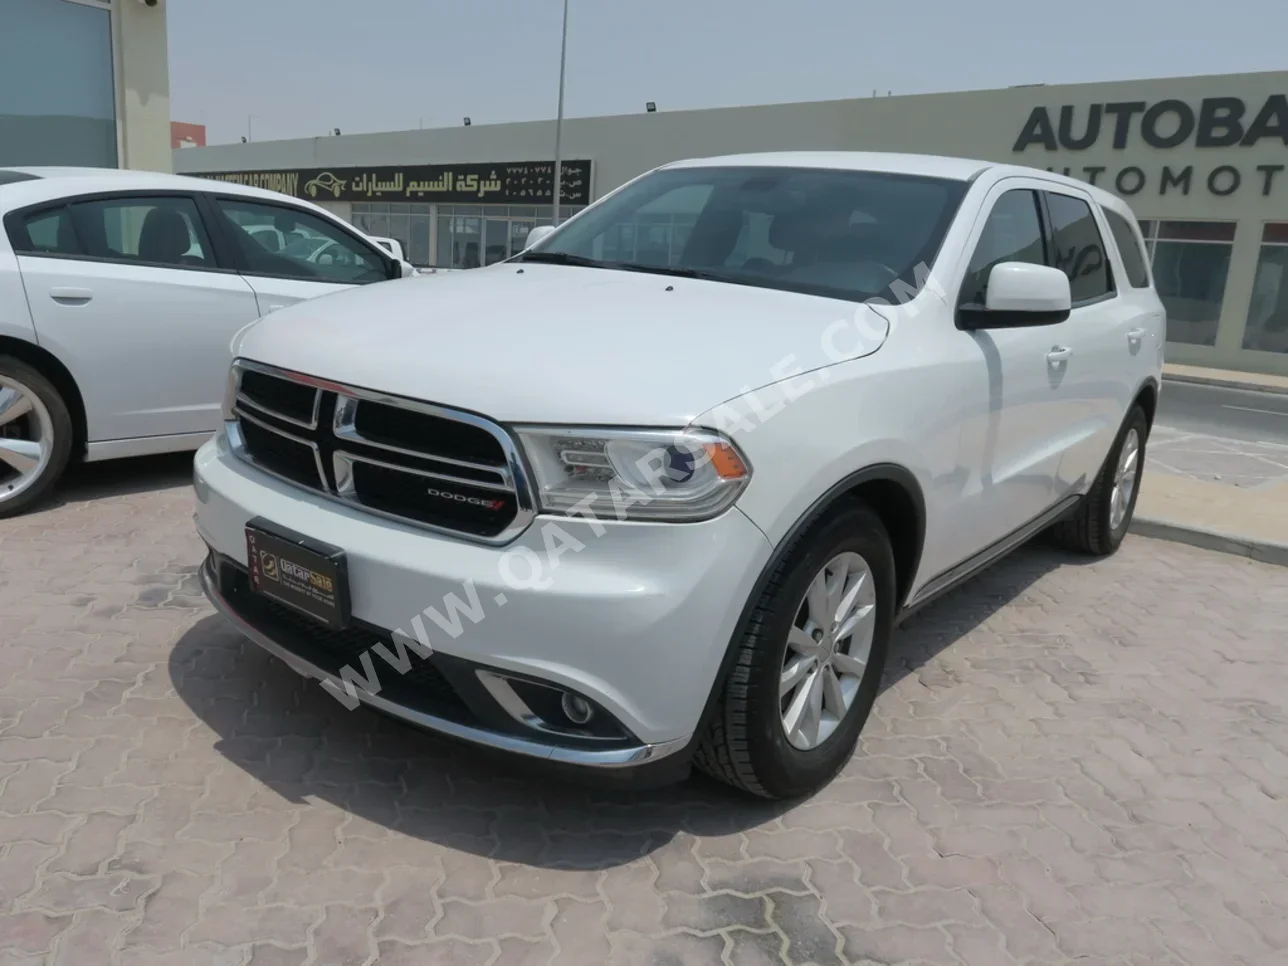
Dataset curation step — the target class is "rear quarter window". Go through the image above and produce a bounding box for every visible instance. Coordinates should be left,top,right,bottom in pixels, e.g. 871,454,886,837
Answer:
1103,208,1151,288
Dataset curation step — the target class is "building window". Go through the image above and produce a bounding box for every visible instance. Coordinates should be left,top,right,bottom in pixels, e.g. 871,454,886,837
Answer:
0,0,117,167
1140,220,1235,347
1244,224,1288,355
353,203,585,269
436,204,583,268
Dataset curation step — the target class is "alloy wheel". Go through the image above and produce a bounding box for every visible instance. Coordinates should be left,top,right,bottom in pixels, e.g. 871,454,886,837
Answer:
780,551,877,751
0,376,55,506
1109,428,1140,532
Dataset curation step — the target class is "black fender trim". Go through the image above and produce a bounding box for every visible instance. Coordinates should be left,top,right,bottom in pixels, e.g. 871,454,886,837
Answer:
1134,376,1161,426
681,463,926,758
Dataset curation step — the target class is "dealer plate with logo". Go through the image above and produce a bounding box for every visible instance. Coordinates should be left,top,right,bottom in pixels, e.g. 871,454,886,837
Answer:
245,519,350,630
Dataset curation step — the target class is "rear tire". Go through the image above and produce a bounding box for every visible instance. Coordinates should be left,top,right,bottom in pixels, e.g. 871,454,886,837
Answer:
0,356,73,519
694,504,894,800
1051,405,1148,556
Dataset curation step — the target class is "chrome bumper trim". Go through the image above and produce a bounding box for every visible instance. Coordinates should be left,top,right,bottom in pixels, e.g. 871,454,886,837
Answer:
198,560,690,769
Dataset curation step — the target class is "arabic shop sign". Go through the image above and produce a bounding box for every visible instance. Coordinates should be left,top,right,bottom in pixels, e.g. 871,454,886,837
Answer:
196,159,593,205
1013,95,1288,198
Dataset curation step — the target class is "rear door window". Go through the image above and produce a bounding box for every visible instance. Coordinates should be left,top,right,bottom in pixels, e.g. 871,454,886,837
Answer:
67,195,215,269
1043,192,1114,304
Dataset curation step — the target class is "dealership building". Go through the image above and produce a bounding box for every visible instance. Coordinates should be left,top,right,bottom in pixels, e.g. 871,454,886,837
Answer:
1,0,171,173
176,70,1288,376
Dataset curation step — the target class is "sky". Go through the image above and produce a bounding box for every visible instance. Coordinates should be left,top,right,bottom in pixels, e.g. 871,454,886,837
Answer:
168,0,1288,146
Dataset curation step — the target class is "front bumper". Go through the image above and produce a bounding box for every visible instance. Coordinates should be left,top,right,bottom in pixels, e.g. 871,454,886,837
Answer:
193,436,773,769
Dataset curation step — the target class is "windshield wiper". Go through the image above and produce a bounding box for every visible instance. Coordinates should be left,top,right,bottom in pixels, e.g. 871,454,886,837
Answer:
517,253,737,286
514,251,608,268
605,263,731,283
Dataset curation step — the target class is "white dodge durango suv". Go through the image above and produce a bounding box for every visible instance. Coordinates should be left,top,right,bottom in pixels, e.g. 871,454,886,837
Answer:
194,152,1164,799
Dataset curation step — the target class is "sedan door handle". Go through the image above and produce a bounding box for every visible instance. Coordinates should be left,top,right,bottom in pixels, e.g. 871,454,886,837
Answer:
1127,327,1147,342
49,287,93,304
1046,346,1073,364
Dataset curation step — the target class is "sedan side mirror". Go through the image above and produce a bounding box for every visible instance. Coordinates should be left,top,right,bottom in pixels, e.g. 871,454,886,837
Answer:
957,262,1071,330
525,225,556,249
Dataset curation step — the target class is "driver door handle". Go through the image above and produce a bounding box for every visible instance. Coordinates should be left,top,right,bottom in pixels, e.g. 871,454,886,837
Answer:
49,287,93,304
1127,327,1146,343
1046,346,1073,365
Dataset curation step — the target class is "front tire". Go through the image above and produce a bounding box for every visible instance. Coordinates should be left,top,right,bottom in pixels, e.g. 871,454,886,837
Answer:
1052,405,1149,556
0,357,73,519
695,504,894,799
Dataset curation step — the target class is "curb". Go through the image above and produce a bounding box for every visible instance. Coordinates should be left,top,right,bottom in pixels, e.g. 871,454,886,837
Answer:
1162,373,1288,396
1131,515,1288,567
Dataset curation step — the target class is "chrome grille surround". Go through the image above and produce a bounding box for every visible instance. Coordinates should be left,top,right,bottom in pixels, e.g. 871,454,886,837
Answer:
226,359,536,545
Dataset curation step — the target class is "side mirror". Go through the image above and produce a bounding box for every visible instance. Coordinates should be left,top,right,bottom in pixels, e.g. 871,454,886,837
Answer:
399,260,416,278
525,225,556,249
958,262,1071,330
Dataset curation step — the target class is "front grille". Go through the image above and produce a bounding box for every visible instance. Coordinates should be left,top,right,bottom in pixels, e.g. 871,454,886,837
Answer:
239,369,318,426
229,363,530,542
353,403,504,470
218,560,470,718
237,415,320,489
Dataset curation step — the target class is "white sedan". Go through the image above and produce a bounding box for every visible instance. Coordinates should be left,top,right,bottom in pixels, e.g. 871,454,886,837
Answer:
0,166,415,517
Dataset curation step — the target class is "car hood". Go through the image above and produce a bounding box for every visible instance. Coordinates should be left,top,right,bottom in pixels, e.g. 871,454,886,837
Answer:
236,263,890,425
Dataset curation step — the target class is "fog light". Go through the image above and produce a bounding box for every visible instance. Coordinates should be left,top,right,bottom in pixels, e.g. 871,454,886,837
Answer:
561,693,593,725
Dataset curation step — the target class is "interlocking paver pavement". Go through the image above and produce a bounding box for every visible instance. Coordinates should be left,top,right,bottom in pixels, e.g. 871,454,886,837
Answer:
1,455,1286,965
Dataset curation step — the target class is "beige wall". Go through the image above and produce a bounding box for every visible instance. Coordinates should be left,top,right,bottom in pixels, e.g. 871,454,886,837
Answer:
176,70,1288,374
114,0,171,172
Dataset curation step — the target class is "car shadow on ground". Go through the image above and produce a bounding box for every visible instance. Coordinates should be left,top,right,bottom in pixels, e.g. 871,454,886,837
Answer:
53,452,195,506
169,537,1090,870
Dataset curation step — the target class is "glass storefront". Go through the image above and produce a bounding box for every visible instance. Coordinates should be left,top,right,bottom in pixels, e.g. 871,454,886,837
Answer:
1139,220,1235,348
351,203,584,268
0,0,117,168
1244,224,1288,355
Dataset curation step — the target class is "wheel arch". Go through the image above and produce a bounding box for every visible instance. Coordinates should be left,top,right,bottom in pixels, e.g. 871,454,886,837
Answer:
688,463,926,752
0,336,87,459
1133,377,1159,430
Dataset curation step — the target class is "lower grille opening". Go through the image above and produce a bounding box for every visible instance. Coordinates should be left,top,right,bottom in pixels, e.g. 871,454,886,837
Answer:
349,460,518,537
217,561,471,721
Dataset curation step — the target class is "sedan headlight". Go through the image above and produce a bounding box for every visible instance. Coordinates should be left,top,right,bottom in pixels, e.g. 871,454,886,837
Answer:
516,427,751,522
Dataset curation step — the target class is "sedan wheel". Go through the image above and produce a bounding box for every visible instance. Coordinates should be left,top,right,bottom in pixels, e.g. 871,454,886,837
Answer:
0,358,74,519
780,551,877,751
0,376,55,506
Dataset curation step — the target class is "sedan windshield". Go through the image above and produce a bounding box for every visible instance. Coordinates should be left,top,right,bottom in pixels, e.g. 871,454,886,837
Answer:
520,165,968,303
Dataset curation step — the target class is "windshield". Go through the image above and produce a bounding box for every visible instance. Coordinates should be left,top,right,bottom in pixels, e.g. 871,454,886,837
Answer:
522,165,968,303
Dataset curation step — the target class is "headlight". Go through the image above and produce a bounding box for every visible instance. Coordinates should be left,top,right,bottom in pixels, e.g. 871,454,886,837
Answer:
516,427,751,522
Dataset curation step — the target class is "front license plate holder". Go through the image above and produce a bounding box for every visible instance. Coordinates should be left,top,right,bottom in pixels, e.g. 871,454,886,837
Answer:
245,518,350,630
